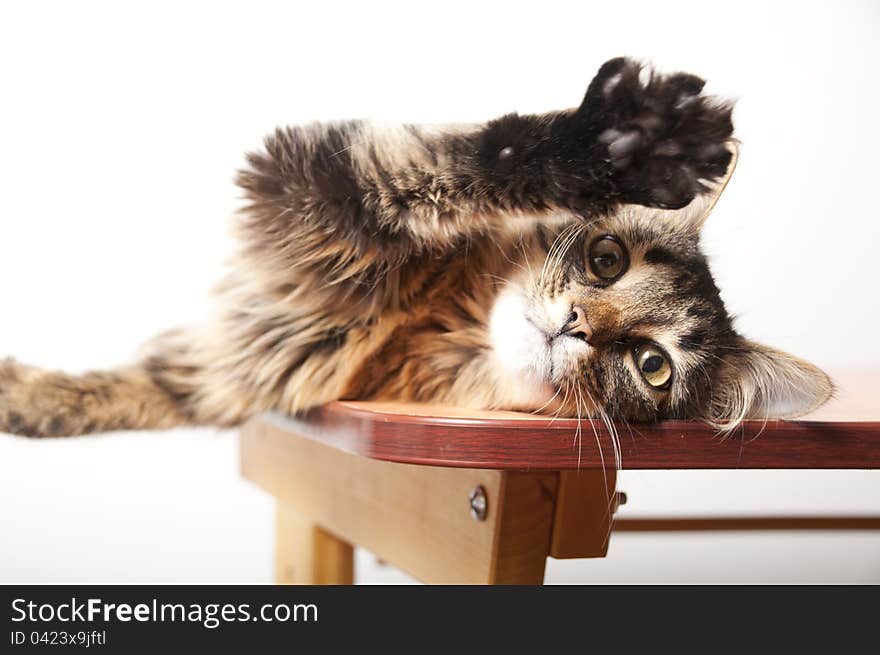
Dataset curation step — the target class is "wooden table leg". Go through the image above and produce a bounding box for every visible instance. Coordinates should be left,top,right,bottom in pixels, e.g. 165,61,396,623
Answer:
550,469,618,559
275,503,354,585
488,472,557,584
242,420,559,584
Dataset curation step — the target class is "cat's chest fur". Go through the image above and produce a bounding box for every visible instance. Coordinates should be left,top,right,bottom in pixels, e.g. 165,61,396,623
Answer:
339,229,555,411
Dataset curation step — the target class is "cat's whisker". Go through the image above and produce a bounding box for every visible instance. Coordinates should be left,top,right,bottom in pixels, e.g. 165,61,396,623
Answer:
516,236,540,289
479,273,520,288
551,224,582,272
530,386,562,415
620,415,637,452
549,222,587,282
496,242,529,275
540,221,580,286
578,385,619,541
548,382,573,425
573,385,583,471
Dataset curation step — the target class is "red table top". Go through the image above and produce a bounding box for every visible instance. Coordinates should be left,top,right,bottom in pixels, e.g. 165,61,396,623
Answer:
265,371,880,470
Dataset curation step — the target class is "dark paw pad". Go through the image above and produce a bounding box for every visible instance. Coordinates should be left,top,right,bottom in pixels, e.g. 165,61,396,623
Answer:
579,57,734,210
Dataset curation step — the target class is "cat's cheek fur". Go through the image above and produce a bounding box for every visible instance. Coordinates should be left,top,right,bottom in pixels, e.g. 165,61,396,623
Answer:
488,287,556,406
549,338,591,385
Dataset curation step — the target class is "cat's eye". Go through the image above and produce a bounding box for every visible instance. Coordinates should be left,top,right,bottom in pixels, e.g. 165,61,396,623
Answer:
588,235,628,281
633,343,672,389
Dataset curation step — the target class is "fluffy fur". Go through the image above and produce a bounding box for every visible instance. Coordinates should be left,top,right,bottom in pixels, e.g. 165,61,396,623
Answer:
0,57,832,439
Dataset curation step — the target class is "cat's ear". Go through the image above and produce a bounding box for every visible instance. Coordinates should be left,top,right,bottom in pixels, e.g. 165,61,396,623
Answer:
705,338,833,428
645,141,738,235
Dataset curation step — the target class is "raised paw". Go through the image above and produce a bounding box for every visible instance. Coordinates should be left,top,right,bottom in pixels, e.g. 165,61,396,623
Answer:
578,57,734,209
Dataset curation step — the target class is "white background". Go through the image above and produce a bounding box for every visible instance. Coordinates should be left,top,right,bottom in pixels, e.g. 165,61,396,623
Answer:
1,0,878,583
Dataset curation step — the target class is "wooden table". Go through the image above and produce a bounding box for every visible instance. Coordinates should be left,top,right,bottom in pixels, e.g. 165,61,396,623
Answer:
240,372,880,584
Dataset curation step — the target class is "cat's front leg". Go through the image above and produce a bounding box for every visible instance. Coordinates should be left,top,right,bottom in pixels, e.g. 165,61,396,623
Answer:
571,56,734,210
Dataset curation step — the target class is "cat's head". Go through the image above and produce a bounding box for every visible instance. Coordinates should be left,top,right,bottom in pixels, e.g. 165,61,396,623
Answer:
489,153,832,428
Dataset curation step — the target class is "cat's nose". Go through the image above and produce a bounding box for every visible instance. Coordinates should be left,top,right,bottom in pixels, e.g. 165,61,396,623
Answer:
562,305,593,343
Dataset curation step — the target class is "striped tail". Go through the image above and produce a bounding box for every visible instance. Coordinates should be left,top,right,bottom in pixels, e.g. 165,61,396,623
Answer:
0,324,239,437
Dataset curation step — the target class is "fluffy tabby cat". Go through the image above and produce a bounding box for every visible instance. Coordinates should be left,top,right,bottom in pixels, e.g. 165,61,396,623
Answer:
0,57,832,439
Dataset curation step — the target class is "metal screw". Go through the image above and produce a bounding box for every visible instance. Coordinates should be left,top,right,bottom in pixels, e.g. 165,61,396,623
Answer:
469,485,488,521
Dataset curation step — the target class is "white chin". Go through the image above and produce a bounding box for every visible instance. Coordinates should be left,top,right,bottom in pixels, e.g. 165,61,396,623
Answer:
488,287,556,407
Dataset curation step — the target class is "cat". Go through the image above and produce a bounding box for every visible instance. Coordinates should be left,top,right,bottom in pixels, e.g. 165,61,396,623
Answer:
0,57,832,439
